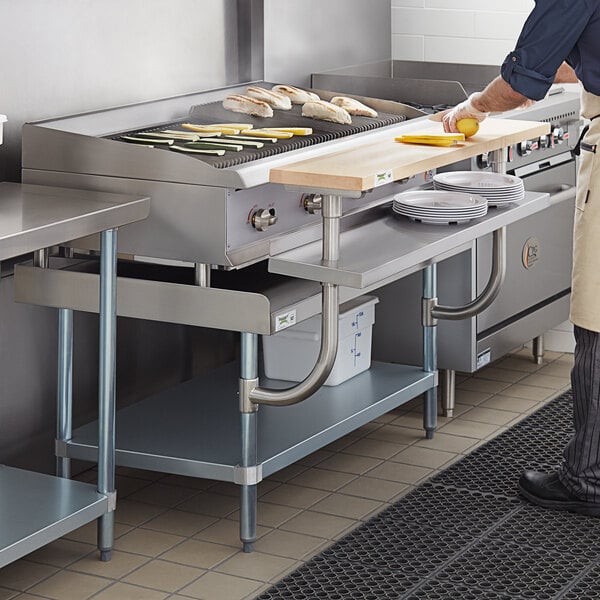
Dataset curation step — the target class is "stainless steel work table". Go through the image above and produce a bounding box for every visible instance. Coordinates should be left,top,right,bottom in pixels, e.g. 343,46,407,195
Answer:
0,182,149,567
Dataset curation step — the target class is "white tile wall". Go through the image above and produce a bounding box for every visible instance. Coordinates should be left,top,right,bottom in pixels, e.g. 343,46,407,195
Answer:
391,0,534,65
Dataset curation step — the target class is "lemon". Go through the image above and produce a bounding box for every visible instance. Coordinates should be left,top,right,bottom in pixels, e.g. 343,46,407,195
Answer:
456,118,479,138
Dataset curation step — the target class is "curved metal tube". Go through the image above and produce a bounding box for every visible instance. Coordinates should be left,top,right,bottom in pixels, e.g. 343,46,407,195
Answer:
431,227,506,321
250,283,339,406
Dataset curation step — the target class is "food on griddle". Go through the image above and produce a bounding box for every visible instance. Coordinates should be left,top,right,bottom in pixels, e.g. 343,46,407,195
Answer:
222,95,274,118
218,137,265,148
244,129,294,139
302,100,352,125
185,141,243,152
161,130,222,139
121,136,174,145
262,127,312,136
330,97,378,118
231,134,279,144
271,85,320,104
183,124,241,135
246,87,292,110
170,146,226,156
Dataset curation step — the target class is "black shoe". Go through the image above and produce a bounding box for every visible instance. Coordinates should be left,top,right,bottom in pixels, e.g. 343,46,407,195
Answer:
518,470,600,517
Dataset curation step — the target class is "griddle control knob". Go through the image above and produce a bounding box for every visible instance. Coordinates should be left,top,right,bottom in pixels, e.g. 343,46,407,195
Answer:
518,140,533,156
477,153,490,169
251,208,277,231
303,194,323,214
552,126,565,145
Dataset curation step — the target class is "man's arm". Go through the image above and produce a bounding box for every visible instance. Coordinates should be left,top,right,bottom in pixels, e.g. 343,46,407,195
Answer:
554,62,579,84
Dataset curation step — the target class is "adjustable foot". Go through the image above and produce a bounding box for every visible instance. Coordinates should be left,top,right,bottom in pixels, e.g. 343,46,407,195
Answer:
425,428,435,440
443,409,454,418
243,542,254,553
100,550,112,562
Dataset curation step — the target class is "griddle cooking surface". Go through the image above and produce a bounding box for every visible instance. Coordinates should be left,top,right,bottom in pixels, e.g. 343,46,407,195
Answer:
113,102,406,169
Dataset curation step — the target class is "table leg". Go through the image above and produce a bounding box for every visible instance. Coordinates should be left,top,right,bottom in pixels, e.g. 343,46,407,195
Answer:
56,308,73,478
423,264,438,439
441,369,456,418
97,228,117,561
240,332,258,553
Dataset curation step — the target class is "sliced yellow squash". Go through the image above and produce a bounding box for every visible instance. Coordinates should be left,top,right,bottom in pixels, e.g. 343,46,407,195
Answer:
261,127,312,136
170,145,225,156
182,123,240,135
246,129,294,139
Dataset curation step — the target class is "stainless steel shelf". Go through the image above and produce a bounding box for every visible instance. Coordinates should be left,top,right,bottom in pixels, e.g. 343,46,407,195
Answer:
268,192,550,288
0,466,107,568
61,361,434,481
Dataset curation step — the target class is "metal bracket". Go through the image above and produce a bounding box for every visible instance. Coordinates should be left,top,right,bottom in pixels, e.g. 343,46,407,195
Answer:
234,464,263,485
240,377,259,413
105,491,118,512
55,439,69,457
422,297,438,327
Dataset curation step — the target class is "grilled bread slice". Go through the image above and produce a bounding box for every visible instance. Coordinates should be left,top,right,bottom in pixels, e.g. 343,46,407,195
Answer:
246,86,292,110
272,85,320,104
222,95,274,118
331,96,378,118
302,100,352,125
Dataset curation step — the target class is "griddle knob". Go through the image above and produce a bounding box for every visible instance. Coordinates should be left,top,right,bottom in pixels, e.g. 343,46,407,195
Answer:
251,207,278,231
302,194,323,214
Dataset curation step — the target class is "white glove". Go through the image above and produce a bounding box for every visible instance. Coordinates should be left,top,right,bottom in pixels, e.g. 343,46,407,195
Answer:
442,92,489,133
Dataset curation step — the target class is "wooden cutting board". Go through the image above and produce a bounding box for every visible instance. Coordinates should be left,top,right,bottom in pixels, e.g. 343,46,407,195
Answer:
269,118,551,192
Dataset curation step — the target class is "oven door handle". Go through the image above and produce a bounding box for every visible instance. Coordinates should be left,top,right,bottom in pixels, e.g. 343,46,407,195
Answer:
429,226,507,322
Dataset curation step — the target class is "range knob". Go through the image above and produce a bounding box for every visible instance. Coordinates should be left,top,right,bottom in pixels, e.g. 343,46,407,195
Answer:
552,126,565,145
539,134,551,149
251,208,277,231
303,194,322,214
477,153,490,169
518,140,533,156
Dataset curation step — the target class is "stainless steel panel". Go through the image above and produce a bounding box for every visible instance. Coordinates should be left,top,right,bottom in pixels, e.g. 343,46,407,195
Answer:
60,361,434,481
269,192,550,289
264,0,391,88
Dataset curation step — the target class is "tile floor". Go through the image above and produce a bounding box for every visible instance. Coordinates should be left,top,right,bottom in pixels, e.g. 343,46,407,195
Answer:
0,347,573,600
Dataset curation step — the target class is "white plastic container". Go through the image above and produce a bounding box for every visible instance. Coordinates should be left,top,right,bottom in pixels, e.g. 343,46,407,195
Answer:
263,296,379,386
0,115,6,145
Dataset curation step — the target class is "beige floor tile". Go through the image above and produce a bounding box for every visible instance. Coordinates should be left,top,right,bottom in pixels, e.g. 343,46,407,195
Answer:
179,571,263,600
367,424,423,446
160,539,238,569
297,449,335,467
437,419,501,439
500,383,558,401
127,482,200,507
453,389,492,406
176,492,240,518
414,432,479,454
114,499,166,526
389,485,416,503
518,373,570,390
266,464,308,483
280,510,357,539
460,406,520,426
90,582,169,599
215,551,297,582
159,475,215,490
286,467,357,491
27,539,94,568
115,467,165,481
310,493,383,519
69,550,149,579
479,395,539,413
337,476,409,502
141,509,218,537
341,437,405,459
228,501,301,528
259,483,330,509
123,559,204,593
537,362,573,378
389,412,426,430
371,412,398,424
473,366,527,383
316,453,382,475
497,356,542,373
0,591,20,600
193,518,270,547
391,446,456,469
27,570,109,600
0,560,57,591
114,475,153,499
64,521,132,545
254,530,326,559
366,461,433,484
458,378,511,395
323,435,358,452
113,528,185,557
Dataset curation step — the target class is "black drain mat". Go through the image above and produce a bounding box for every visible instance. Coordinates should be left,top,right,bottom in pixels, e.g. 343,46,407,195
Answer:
257,390,600,600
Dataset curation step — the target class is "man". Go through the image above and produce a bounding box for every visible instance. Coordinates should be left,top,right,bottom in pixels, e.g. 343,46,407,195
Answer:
442,0,600,517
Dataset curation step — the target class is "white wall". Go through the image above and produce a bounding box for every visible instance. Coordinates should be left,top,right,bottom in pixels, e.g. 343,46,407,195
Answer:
391,0,534,65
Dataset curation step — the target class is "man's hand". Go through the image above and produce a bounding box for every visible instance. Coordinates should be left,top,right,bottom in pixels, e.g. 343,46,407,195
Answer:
442,92,490,133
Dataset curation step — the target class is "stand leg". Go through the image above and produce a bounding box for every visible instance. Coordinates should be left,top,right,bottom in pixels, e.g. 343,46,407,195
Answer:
441,369,456,418
97,229,117,561
240,333,258,553
423,265,438,439
532,335,544,365
56,308,73,478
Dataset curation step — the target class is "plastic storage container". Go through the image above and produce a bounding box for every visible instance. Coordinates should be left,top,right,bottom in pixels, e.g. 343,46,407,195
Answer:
263,296,379,386
0,115,6,145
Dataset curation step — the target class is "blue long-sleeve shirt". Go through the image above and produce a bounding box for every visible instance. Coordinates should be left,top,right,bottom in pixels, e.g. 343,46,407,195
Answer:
501,0,600,100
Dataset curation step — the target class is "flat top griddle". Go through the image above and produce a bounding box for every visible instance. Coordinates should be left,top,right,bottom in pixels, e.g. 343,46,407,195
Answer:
110,102,406,169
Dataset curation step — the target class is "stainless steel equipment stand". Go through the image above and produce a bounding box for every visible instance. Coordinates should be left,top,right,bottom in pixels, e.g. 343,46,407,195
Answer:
532,334,544,365
423,265,438,439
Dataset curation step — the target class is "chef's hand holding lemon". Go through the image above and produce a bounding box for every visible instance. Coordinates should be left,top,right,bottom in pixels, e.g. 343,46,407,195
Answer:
442,93,489,137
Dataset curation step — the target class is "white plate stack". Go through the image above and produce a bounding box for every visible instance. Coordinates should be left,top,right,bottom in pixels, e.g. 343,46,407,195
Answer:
392,190,488,225
433,171,525,206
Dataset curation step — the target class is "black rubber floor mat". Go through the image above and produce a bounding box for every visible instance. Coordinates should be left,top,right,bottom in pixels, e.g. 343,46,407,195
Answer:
257,389,600,600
